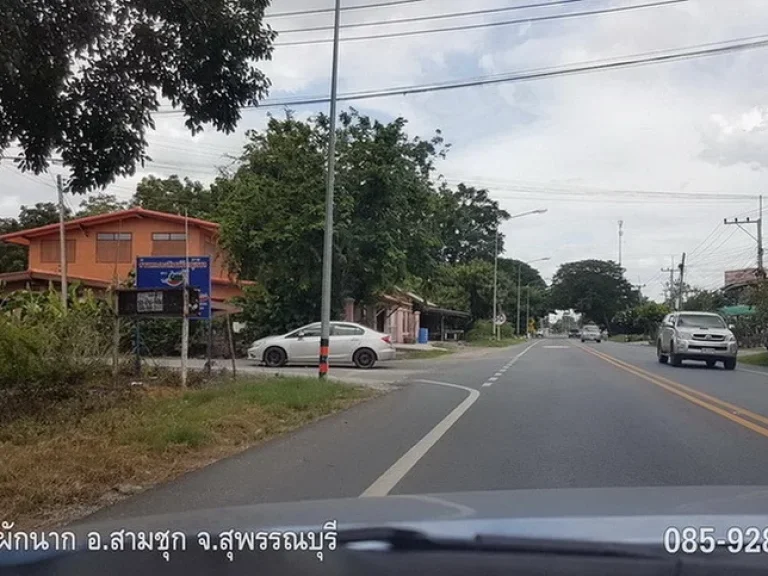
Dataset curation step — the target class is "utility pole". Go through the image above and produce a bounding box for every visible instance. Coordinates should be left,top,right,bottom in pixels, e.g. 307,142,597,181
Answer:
516,262,522,336
492,224,499,340
661,256,675,305
677,252,686,311
525,285,530,338
724,196,764,278
57,175,67,309
760,194,764,277
181,210,189,388
318,0,342,379
618,220,624,267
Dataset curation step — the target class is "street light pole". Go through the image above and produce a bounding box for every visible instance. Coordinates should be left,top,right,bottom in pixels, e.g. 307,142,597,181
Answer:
525,285,530,338
517,256,551,336
516,262,522,336
502,209,548,337
492,225,499,340
318,0,342,379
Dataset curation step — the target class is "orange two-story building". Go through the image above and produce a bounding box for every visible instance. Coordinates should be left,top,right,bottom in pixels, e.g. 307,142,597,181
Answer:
0,207,247,314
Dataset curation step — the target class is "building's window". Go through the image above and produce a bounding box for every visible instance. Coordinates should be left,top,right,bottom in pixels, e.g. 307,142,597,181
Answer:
152,232,187,256
96,232,132,263
40,239,76,263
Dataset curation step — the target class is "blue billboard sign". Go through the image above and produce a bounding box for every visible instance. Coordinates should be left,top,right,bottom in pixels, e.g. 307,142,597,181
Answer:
136,256,212,319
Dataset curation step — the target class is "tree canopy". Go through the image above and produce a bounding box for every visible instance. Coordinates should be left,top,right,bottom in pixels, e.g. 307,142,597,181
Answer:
77,193,127,217
132,175,219,219
549,259,637,326
19,202,66,228
2,0,275,193
435,183,510,264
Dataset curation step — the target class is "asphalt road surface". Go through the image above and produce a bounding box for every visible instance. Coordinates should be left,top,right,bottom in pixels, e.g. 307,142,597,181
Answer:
87,338,768,523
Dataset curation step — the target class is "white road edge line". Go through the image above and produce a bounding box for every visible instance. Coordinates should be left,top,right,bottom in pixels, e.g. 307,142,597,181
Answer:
483,341,541,388
507,341,540,367
738,367,768,377
360,379,480,497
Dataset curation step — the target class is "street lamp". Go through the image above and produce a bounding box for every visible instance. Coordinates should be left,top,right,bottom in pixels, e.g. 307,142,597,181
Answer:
493,209,548,339
517,256,551,336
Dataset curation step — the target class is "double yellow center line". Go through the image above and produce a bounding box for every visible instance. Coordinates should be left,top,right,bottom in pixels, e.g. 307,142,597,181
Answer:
578,343,768,440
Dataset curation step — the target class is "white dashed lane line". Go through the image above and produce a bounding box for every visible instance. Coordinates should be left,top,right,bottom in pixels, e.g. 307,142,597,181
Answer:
481,341,540,388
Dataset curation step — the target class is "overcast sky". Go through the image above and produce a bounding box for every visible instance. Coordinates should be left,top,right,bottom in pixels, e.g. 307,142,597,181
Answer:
3,0,768,301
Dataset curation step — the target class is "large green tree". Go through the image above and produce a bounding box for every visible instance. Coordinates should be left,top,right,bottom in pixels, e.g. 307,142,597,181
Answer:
0,218,27,273
2,0,275,193
435,183,510,264
682,288,726,312
18,202,67,228
549,259,638,326
77,193,127,216
219,110,449,334
132,175,220,219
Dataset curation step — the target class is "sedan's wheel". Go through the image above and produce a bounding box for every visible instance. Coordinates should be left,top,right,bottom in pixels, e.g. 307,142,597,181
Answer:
706,359,716,368
263,346,287,368
657,342,668,364
669,344,682,367
353,348,376,369
723,358,737,371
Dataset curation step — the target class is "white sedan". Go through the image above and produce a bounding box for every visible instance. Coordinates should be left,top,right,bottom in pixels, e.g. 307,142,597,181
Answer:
247,321,397,369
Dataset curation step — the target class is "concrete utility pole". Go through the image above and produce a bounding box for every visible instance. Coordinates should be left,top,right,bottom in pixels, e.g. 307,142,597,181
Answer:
492,224,499,340
516,262,522,336
618,219,624,267
677,252,686,311
318,0,342,379
525,285,530,338
724,196,764,278
57,174,68,309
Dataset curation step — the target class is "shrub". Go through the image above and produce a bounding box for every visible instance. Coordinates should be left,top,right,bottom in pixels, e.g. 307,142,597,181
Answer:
0,287,113,396
466,319,515,341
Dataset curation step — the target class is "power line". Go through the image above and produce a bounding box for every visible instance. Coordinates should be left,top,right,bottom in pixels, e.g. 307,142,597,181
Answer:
279,0,593,34
275,0,686,46
443,176,756,201
267,0,424,19
154,33,768,115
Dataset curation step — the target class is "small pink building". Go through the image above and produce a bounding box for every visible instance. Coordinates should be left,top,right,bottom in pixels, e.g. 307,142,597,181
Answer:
343,288,425,344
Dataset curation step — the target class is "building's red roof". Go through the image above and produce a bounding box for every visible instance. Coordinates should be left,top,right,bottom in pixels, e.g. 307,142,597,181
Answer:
0,207,219,246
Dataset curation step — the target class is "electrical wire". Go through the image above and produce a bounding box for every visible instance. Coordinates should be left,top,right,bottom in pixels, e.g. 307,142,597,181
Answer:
275,0,686,46
278,0,595,34
268,0,424,19
442,176,755,201
153,33,768,115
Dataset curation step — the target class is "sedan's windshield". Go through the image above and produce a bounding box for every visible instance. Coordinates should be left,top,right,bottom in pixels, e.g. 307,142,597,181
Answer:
676,314,726,329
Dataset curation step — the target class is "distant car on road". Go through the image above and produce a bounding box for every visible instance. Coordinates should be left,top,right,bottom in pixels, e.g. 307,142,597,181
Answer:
580,325,602,343
248,321,396,369
568,329,581,339
656,311,737,370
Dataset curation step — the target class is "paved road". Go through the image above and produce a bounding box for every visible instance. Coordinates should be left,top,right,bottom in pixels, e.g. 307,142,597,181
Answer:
86,338,768,523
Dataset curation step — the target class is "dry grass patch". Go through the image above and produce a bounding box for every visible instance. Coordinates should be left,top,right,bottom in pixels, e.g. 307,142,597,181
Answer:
0,376,375,529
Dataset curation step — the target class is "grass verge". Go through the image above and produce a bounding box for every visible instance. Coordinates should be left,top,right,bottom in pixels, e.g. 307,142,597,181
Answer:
608,334,647,343
466,337,527,348
739,351,768,366
0,376,375,529
396,348,453,360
